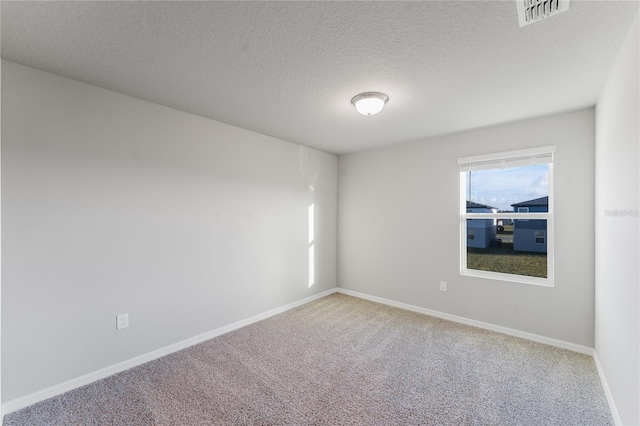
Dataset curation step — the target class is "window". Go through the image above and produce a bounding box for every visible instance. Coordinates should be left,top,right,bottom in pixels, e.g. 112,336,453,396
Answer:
458,146,555,286
517,207,529,221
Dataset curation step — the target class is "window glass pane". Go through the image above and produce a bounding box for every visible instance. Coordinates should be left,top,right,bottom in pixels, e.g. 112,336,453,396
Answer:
466,219,547,278
461,155,552,284
464,164,548,211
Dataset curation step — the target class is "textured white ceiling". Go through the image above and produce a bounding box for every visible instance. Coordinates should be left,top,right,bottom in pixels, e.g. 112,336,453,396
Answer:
1,1,638,154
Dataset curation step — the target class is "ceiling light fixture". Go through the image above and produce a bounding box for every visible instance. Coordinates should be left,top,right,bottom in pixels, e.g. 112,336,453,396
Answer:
351,92,389,116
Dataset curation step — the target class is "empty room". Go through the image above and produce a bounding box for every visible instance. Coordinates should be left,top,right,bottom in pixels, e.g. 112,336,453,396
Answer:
1,1,638,425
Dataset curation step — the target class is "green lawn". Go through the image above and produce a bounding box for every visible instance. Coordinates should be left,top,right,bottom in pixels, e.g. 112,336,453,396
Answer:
467,242,547,278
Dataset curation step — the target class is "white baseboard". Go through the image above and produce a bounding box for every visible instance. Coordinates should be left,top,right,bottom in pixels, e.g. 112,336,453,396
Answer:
3,287,609,420
340,288,629,423
593,351,622,425
337,288,594,355
2,288,338,416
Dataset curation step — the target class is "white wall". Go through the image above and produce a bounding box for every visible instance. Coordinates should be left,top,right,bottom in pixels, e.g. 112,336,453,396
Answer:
1,61,337,402
594,12,639,426
338,108,595,347
0,58,3,419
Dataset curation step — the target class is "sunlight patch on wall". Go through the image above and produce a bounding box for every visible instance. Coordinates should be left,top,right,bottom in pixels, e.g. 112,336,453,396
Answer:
308,204,315,287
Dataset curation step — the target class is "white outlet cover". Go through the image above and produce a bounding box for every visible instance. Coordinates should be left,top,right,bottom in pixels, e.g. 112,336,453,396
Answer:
440,281,447,292
116,313,129,330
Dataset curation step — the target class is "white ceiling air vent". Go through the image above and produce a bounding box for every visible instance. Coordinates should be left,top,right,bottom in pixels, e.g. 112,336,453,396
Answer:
516,0,570,27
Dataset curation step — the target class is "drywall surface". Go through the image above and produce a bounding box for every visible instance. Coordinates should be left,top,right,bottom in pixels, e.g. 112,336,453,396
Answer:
595,12,639,426
338,108,595,347
1,61,337,402
0,58,3,419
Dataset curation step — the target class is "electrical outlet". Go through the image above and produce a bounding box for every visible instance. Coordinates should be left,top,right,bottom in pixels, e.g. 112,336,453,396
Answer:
439,281,447,292
116,313,129,330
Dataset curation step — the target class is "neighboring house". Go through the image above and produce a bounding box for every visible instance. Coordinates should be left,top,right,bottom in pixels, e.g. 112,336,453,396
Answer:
466,201,498,249
511,196,548,253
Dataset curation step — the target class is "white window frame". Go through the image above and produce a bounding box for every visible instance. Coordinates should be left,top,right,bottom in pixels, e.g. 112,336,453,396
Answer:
458,146,555,287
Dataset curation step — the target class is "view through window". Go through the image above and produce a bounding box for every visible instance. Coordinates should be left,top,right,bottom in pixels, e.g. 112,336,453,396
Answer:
459,147,554,286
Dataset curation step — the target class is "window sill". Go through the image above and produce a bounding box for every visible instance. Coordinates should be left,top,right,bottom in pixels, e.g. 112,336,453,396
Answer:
461,268,554,287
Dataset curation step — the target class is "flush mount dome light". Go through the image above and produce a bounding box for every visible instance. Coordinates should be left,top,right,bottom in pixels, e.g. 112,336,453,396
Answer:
351,92,389,116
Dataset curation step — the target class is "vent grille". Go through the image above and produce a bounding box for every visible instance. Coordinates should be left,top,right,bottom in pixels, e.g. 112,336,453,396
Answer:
516,0,570,27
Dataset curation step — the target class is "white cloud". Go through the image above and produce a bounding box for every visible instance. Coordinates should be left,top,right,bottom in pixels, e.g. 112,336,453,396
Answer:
466,165,549,211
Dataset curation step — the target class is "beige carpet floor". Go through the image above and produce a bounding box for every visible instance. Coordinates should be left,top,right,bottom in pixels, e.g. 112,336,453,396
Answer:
4,293,613,425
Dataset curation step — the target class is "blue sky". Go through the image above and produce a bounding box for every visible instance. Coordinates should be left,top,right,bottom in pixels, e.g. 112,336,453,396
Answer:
465,165,549,211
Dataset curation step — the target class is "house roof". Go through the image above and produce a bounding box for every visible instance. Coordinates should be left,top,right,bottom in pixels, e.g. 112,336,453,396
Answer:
467,201,496,210
511,196,549,207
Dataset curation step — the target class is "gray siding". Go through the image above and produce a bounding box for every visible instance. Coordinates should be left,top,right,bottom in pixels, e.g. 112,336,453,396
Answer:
467,219,496,249
513,227,547,253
